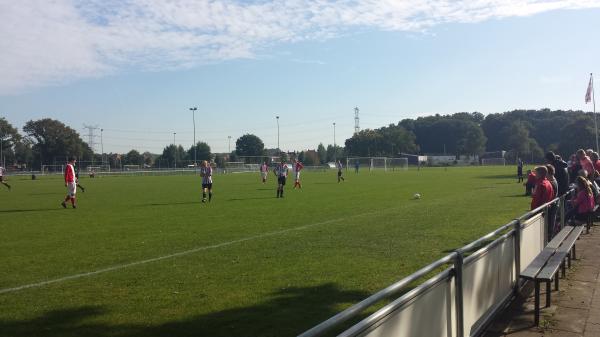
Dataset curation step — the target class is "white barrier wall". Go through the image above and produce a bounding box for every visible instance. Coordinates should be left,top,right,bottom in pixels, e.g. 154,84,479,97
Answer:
313,206,553,337
463,237,515,336
520,213,546,271
359,278,456,337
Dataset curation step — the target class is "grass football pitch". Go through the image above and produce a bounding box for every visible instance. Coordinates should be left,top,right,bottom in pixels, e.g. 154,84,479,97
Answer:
0,166,529,337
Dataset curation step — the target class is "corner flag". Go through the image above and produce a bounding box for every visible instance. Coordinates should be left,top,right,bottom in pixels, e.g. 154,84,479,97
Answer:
586,74,593,104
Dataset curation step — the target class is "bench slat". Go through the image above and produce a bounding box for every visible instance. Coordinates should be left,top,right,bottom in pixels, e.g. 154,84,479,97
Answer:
521,249,556,279
537,227,583,281
546,226,574,249
520,227,573,279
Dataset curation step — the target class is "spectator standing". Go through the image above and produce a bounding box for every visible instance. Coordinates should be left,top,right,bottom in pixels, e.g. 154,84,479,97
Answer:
577,149,594,179
525,169,536,196
545,152,569,196
531,166,554,210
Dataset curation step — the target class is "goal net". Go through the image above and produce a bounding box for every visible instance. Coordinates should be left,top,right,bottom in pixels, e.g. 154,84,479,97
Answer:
41,165,64,174
481,158,506,166
225,162,260,173
346,157,408,172
88,164,110,172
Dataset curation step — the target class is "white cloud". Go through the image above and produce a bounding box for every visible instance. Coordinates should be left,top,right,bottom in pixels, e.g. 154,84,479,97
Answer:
1,0,599,94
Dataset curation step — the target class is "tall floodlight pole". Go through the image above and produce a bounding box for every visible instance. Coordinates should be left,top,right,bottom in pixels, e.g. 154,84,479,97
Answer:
0,136,3,168
173,132,177,169
228,136,232,153
276,116,280,153
100,129,104,166
189,107,197,166
333,122,336,161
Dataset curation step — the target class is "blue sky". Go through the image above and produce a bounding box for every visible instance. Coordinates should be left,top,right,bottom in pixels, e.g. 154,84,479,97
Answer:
1,1,600,154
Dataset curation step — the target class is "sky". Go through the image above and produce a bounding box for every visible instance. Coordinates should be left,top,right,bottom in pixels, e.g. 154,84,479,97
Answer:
1,0,600,154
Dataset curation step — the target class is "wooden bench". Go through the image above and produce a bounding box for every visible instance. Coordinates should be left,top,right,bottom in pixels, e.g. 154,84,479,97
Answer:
519,225,584,325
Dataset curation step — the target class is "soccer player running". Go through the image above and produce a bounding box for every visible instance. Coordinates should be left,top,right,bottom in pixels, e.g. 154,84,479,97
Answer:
0,165,11,190
260,162,269,184
293,159,304,189
200,160,213,203
274,160,288,198
61,157,78,208
337,160,345,183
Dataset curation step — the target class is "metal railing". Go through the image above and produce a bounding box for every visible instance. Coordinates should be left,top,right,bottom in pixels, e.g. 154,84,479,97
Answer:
299,192,572,337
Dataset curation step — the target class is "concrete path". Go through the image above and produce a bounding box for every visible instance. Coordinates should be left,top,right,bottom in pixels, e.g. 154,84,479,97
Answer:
484,227,600,337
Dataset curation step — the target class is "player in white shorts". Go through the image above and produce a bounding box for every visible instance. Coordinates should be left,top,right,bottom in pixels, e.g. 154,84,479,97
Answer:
0,166,11,190
293,159,304,189
260,162,268,184
61,157,78,208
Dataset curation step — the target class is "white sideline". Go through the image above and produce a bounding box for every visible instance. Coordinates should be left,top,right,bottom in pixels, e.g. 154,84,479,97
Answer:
0,212,376,295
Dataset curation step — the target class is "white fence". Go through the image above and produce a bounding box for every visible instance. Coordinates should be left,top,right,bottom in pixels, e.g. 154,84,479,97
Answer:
299,196,563,337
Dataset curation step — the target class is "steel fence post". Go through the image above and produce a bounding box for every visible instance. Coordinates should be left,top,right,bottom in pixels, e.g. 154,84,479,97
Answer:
454,251,464,337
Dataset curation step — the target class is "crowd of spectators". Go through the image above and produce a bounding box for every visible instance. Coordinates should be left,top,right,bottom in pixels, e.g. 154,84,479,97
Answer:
523,149,600,234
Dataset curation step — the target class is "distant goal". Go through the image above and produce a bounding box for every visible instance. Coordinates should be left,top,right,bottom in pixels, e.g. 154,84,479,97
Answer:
481,158,506,166
346,157,408,172
224,162,260,173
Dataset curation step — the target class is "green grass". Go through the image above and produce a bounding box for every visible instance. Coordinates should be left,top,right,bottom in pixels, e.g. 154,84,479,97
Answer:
0,166,529,337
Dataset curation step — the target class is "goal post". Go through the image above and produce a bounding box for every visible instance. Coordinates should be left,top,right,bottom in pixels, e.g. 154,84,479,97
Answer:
481,158,506,166
224,162,261,173
41,165,64,174
346,157,408,172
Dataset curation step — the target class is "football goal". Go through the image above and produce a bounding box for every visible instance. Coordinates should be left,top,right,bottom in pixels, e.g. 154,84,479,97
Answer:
481,158,506,166
224,162,260,173
41,165,64,174
346,157,408,172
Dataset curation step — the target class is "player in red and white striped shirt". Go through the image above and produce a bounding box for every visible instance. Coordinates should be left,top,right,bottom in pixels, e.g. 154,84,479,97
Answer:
61,157,78,208
293,159,304,189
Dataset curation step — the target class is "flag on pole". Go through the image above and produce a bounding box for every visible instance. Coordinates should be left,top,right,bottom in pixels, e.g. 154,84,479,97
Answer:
586,74,593,104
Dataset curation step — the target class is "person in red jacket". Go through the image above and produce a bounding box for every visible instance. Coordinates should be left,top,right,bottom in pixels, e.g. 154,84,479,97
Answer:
524,169,536,196
61,157,78,209
531,166,554,210
567,176,595,223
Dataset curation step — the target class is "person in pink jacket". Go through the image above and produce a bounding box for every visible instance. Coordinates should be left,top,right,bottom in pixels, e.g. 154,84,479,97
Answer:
577,149,595,179
567,176,595,223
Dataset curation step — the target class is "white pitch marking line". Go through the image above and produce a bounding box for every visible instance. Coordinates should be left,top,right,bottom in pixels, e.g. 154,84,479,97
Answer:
1,214,365,295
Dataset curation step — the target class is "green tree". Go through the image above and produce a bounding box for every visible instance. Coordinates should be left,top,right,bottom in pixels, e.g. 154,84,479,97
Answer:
124,150,143,166
317,143,327,164
23,118,92,168
187,142,212,163
236,134,264,156
0,117,22,165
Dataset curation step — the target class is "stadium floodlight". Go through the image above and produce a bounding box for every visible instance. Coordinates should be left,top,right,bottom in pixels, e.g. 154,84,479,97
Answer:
189,107,197,166
333,122,336,161
173,132,176,169
276,116,280,153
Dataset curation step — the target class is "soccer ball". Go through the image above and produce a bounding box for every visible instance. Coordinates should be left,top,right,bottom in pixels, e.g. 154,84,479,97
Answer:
413,193,421,199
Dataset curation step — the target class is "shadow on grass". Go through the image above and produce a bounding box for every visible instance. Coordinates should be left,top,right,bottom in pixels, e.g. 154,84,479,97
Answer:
0,208,64,214
477,174,516,180
227,197,276,201
0,283,369,337
503,194,527,198
137,201,201,207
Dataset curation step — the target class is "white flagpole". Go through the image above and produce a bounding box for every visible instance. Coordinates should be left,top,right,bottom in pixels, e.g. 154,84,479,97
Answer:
593,73,598,153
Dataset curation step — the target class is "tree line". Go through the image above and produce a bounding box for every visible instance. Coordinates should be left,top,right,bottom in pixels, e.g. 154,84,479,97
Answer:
0,109,596,169
345,109,596,161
